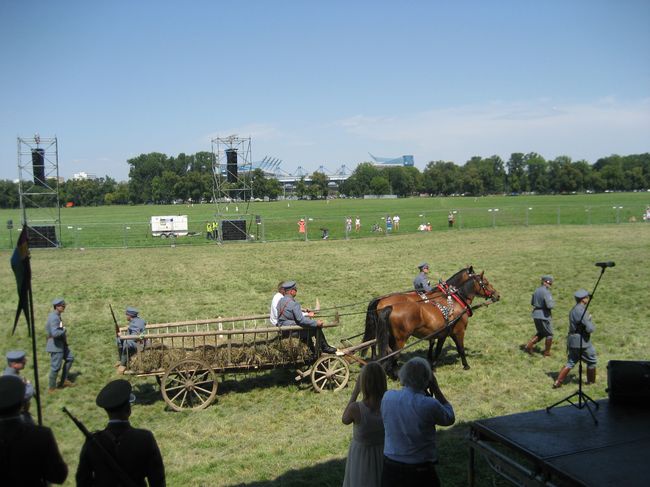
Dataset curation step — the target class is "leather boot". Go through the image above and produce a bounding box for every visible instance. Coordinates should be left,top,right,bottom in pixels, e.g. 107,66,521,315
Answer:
524,336,540,355
543,338,553,357
117,365,127,375
586,368,596,385
553,367,571,388
317,330,337,355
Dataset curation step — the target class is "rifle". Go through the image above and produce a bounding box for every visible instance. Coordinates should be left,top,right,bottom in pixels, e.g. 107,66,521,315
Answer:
62,407,139,487
109,304,122,359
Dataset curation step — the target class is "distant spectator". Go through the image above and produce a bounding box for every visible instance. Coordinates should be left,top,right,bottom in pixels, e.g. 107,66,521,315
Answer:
381,357,455,487
345,217,352,234
386,216,393,232
447,212,455,228
320,227,329,240
342,362,387,487
355,217,361,232
298,218,306,234
393,215,400,231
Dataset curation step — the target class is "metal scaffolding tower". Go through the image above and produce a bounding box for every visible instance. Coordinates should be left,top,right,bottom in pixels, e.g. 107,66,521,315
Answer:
17,135,62,247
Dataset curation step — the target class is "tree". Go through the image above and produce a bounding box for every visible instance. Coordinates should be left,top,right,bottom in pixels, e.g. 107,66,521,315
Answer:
127,152,170,203
295,177,307,198
506,153,527,193
0,180,19,208
310,171,330,198
369,175,390,195
525,153,549,193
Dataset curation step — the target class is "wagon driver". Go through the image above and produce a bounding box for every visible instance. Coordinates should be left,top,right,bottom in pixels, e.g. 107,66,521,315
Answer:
413,262,434,295
276,281,337,355
117,306,146,374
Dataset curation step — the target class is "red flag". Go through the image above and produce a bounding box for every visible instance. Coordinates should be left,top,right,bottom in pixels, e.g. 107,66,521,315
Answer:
11,225,31,334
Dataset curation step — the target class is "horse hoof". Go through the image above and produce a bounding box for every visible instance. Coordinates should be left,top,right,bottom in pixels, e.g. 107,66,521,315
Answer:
463,365,471,370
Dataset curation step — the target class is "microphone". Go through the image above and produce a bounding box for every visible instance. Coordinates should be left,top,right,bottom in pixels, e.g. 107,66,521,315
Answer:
595,261,615,268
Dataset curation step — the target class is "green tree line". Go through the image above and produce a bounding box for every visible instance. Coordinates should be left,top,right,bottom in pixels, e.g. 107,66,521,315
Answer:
0,151,648,208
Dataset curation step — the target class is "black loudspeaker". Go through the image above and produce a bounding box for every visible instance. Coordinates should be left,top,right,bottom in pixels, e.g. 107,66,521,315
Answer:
221,220,247,241
226,149,238,183
607,360,650,405
28,225,58,248
32,148,46,186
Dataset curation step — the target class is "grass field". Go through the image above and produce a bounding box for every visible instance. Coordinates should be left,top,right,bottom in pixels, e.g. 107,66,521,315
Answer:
1,192,649,249
1,221,649,486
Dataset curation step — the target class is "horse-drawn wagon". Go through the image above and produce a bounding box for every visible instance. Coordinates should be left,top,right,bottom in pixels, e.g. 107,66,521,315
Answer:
117,314,351,411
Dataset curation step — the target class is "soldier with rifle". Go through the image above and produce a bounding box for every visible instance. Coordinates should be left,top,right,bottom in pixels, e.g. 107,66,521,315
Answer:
0,375,68,485
75,379,166,486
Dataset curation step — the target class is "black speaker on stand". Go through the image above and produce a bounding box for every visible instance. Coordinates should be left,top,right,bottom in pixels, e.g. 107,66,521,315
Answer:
226,149,238,183
221,220,247,241
32,148,46,186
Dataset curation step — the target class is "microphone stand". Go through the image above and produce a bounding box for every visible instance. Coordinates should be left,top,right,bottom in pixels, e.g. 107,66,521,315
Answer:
546,264,610,425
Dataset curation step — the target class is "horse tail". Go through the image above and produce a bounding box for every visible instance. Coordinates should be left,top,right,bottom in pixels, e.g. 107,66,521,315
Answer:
361,298,380,358
376,305,393,359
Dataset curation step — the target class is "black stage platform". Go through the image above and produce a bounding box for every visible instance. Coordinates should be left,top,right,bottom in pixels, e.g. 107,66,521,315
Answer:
468,399,649,486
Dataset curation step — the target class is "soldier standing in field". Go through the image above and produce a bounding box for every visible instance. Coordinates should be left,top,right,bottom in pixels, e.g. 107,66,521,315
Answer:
45,297,75,392
0,376,68,484
76,379,165,486
525,275,555,356
553,289,598,388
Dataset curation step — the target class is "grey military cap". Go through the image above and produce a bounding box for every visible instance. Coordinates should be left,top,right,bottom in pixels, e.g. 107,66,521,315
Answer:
125,306,139,317
281,281,297,290
574,289,590,300
418,262,429,270
52,297,66,306
6,350,26,363
541,275,553,283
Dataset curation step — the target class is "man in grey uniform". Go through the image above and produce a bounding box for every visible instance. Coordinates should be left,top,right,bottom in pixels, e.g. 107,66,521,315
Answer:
413,262,434,293
3,350,27,377
553,288,598,388
525,275,555,356
276,281,337,355
45,297,75,392
117,306,146,374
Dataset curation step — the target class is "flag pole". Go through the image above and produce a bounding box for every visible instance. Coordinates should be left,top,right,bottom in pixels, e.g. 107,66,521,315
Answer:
27,281,43,426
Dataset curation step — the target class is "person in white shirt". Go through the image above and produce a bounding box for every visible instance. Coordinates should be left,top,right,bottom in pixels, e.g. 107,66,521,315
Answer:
269,282,286,326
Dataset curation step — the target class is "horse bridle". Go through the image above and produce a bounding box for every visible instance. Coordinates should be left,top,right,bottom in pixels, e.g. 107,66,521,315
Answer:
473,273,496,300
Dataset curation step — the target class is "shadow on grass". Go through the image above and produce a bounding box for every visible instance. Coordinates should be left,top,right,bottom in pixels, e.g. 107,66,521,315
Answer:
226,458,346,487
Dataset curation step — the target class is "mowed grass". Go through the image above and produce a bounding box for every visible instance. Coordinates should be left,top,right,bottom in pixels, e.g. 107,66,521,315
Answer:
1,223,649,486
0,192,648,249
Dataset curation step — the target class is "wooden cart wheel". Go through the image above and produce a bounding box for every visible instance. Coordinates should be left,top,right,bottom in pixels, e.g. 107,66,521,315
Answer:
161,359,218,411
311,355,350,393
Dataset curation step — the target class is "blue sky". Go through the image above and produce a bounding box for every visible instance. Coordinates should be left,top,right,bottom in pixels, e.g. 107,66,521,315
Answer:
1,0,649,181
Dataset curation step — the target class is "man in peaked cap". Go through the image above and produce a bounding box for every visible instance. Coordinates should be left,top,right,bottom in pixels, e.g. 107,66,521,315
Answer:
4,350,27,377
116,306,147,374
276,280,337,355
0,375,68,485
413,262,434,294
553,289,598,388
76,379,165,487
45,297,75,392
525,275,555,357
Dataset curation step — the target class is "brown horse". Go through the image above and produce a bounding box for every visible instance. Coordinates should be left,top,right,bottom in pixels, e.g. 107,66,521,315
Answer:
362,266,476,358
376,272,499,376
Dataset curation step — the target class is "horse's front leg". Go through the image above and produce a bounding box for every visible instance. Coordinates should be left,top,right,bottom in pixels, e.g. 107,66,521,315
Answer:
451,334,470,370
431,335,446,365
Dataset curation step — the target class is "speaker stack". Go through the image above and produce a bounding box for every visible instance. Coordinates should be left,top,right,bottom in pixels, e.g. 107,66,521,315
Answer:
221,220,247,241
607,360,650,406
32,148,46,186
28,225,58,248
226,149,238,183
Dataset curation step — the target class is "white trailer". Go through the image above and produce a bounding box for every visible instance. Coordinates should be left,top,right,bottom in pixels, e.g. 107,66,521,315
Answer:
150,215,189,238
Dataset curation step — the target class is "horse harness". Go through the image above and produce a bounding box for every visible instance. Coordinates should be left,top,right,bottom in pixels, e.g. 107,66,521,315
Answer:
419,282,473,323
